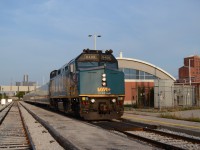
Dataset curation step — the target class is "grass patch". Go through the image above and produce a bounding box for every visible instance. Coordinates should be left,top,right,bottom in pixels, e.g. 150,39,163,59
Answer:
160,113,200,122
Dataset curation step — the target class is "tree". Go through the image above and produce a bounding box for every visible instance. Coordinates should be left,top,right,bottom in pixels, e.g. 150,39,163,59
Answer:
16,91,25,99
0,93,8,99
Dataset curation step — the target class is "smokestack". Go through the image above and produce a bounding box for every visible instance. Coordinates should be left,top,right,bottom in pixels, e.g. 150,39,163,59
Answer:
23,74,28,82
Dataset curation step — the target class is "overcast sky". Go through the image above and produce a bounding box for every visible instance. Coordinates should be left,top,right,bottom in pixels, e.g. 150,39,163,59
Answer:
0,0,200,85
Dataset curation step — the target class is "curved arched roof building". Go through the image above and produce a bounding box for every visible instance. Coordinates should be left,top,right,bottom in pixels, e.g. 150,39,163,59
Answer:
117,57,176,81
116,53,175,106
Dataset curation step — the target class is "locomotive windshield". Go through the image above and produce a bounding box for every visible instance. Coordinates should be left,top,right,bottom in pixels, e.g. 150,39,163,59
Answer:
77,61,117,69
76,50,118,70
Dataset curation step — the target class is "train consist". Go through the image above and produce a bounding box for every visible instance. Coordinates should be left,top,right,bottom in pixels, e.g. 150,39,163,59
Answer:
23,49,125,120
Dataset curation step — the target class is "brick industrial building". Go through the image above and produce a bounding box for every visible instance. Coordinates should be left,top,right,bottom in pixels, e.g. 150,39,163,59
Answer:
178,55,200,107
179,55,200,84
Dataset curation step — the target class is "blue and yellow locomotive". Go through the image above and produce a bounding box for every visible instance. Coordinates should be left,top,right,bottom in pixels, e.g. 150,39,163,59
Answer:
24,49,125,120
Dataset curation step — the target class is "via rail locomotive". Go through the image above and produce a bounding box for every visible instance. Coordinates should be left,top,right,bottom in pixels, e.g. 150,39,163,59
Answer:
23,49,125,120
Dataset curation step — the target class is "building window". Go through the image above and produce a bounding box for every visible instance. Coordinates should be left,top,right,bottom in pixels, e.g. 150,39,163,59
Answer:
120,68,158,80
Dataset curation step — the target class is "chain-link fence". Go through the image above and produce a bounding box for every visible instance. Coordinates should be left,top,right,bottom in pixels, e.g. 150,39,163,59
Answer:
154,79,199,109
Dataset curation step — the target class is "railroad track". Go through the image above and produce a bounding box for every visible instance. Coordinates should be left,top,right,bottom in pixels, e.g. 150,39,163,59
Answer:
0,103,12,113
91,120,200,150
0,101,32,150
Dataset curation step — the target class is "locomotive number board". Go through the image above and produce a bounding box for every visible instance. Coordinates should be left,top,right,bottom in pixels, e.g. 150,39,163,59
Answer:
78,54,114,62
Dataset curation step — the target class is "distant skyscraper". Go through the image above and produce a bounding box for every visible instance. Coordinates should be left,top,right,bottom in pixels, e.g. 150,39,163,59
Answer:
23,74,28,82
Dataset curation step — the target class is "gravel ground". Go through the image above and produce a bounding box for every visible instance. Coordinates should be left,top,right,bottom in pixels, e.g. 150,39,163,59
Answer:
123,111,200,137
19,103,64,150
21,101,154,150
0,102,11,111
0,105,3,110
127,130,200,150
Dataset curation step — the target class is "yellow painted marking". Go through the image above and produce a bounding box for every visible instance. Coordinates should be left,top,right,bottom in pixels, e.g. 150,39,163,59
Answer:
97,87,111,92
123,115,200,130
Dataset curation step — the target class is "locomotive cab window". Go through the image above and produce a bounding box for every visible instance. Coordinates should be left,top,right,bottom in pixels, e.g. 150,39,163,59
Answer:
99,61,118,69
58,69,61,75
77,61,117,69
76,51,118,70
70,63,76,73
65,66,68,71
78,62,98,69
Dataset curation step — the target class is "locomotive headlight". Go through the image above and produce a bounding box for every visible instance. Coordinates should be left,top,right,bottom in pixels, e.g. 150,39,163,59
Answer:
102,74,106,77
102,82,107,86
102,77,106,81
102,73,107,86
112,99,116,103
91,99,95,103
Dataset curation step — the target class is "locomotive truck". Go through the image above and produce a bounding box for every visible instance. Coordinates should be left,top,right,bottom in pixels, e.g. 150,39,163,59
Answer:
24,49,125,120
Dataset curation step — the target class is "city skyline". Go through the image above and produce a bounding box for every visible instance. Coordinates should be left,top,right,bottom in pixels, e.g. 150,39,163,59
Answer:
0,0,200,85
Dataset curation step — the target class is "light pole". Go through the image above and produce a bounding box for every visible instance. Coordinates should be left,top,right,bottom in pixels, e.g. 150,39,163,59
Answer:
2,88,4,99
88,34,101,50
189,58,193,85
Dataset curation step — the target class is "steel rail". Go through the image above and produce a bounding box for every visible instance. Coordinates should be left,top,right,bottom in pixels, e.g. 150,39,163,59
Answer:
0,101,32,150
0,102,13,125
122,131,185,150
18,102,35,150
90,119,200,150
0,102,13,112
144,128,200,144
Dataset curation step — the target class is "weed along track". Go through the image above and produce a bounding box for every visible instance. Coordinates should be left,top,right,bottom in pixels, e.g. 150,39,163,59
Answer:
0,102,32,149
